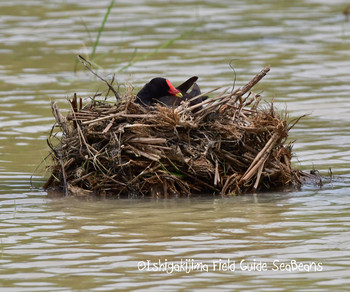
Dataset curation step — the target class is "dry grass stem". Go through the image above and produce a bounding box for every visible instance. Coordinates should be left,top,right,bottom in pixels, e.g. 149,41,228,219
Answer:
44,65,307,198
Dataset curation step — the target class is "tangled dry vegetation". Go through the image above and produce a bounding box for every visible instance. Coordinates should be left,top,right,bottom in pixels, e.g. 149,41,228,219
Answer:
44,65,307,198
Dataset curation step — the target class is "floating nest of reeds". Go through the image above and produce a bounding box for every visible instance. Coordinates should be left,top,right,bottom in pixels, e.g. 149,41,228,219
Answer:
44,65,311,198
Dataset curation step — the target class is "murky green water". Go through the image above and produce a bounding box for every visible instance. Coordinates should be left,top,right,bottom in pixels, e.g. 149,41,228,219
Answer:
1,0,350,291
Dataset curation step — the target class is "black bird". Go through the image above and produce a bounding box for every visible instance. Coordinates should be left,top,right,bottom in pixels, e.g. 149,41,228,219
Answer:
136,76,205,111
135,77,183,107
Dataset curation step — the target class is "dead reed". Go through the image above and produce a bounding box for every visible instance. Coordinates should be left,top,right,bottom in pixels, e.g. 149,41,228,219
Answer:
44,65,306,198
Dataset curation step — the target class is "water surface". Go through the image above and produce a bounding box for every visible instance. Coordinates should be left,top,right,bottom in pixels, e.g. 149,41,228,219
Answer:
0,0,350,290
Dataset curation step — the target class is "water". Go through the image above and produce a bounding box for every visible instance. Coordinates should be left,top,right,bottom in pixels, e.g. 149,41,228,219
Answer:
0,0,350,290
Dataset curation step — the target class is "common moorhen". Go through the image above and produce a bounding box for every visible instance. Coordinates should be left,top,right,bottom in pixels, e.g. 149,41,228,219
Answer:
135,78,183,107
136,76,205,110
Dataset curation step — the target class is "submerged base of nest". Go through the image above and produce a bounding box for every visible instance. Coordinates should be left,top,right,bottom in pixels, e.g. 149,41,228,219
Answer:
44,66,310,198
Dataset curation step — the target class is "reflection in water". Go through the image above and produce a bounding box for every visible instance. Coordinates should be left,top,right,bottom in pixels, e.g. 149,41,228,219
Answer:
0,0,350,290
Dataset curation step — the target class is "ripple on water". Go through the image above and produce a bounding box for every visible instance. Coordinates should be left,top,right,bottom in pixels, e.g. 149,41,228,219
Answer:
0,0,350,291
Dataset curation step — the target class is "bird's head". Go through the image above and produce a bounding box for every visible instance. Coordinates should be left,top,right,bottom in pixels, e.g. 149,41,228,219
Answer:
148,78,183,98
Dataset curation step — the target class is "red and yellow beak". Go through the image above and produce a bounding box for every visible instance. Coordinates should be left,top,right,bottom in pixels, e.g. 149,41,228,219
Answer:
166,79,183,98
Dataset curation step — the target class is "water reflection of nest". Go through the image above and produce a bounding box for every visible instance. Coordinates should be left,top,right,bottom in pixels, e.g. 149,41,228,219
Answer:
44,66,312,198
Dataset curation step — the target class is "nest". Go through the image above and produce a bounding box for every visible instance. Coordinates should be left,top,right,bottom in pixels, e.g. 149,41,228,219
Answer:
44,65,306,198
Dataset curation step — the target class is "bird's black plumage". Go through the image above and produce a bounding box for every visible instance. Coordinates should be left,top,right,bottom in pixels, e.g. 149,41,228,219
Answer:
135,77,182,107
136,76,206,111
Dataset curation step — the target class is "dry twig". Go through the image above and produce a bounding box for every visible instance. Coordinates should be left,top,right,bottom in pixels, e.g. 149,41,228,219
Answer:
44,65,303,198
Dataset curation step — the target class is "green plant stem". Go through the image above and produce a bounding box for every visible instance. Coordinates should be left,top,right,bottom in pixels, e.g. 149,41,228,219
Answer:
91,0,115,60
118,25,200,72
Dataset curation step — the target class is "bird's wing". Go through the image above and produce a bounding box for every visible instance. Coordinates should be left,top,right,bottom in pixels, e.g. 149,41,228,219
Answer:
187,83,201,99
176,76,198,93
